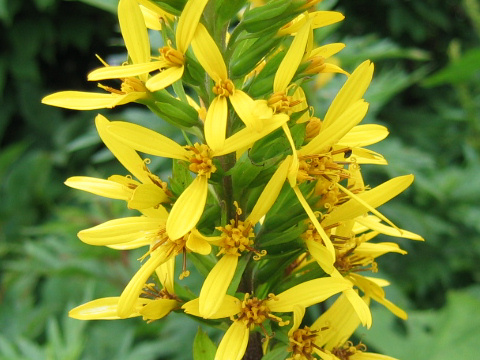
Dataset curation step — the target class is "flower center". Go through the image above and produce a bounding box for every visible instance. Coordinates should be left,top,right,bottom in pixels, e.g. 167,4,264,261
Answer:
160,45,185,67
332,341,367,360
235,294,289,330
141,283,179,301
287,326,320,360
305,56,326,75
121,77,148,93
217,219,255,256
305,116,323,140
213,79,235,97
297,152,350,184
186,143,216,178
267,91,302,115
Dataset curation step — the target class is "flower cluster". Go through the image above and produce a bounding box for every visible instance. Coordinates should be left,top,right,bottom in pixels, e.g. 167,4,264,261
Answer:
43,0,423,359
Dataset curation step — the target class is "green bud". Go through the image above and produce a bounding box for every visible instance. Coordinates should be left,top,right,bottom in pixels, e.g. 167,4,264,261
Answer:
147,90,200,127
242,0,293,33
193,328,216,360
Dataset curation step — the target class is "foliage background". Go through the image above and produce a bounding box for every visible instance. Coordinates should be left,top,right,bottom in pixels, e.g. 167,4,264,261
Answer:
1,0,479,359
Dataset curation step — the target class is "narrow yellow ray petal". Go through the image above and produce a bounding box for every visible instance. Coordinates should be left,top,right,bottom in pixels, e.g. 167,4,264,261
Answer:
230,90,269,131
205,96,228,152
128,183,169,210
42,91,120,110
176,0,209,54
95,115,153,184
293,186,335,258
146,65,184,91
65,176,131,200
156,257,175,294
338,124,389,147
111,91,147,107
118,0,150,65
186,229,212,255
268,277,350,312
107,238,151,250
283,124,299,187
305,239,334,274
215,321,250,360
274,20,311,93
69,297,144,320
191,23,227,82
323,175,414,227
351,353,398,360
323,60,374,129
166,176,208,240
183,295,242,319
336,182,398,229
139,299,178,320
199,254,238,318
106,121,189,160
289,305,306,335
310,11,345,29
216,113,289,156
311,294,360,350
355,216,424,241
247,157,290,225
343,287,372,328
277,13,308,36
88,61,165,81
355,242,407,257
300,100,369,156
341,148,387,165
309,43,346,59
370,293,407,320
321,63,349,75
117,249,170,318
78,217,163,246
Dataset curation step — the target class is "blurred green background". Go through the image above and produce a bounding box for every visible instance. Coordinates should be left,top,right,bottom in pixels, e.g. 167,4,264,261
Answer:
1,0,479,359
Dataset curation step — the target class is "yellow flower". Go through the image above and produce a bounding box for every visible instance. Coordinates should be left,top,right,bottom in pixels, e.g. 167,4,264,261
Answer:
70,257,180,322
191,23,276,151
183,277,351,360
86,0,209,92
106,112,288,240
42,0,152,110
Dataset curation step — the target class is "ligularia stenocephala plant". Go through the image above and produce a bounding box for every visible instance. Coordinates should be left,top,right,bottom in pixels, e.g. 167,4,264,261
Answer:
43,0,424,359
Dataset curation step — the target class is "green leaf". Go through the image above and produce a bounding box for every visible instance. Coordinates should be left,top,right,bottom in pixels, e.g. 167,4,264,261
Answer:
422,47,480,87
193,328,216,360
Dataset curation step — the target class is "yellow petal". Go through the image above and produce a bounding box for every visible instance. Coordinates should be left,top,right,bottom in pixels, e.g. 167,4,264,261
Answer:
338,124,389,147
205,96,228,152
323,175,414,227
300,100,369,156
293,186,335,258
128,183,169,210
139,299,178,320
215,321,249,360
305,239,335,274
156,256,175,294
77,217,164,246
106,120,189,160
289,305,306,335
344,287,372,329
274,20,311,93
166,176,208,240
146,65,185,91
268,277,350,312
199,254,238,318
176,0,209,54
69,297,144,320
354,242,407,257
88,61,165,81
216,113,289,156
321,62,349,76
350,353,398,360
182,295,242,319
310,11,345,29
311,293,360,350
309,43,346,59
186,228,212,255
247,157,290,224
191,23,227,82
355,216,424,241
95,115,154,184
323,60,374,129
42,91,121,110
230,90,270,131
65,176,131,200
283,124,299,187
118,0,150,65
117,249,170,318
